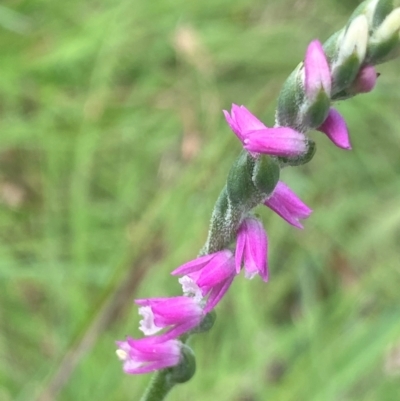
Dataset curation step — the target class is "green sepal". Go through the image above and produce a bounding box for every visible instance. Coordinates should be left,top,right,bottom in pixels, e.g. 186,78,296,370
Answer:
277,140,316,168
302,90,331,129
252,155,280,196
347,0,387,23
167,344,196,384
200,186,234,254
213,185,229,220
276,64,304,130
226,151,258,207
331,88,353,101
187,310,216,335
348,0,369,21
366,33,400,64
333,53,361,94
323,30,342,64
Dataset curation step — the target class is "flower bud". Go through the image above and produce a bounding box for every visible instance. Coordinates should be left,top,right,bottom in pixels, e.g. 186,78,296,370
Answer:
300,40,332,129
348,0,392,28
331,15,369,93
304,40,332,100
369,0,395,29
367,8,400,64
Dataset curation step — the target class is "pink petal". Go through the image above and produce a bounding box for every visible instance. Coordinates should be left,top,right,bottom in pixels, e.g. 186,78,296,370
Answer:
264,181,312,229
204,276,235,313
196,254,235,289
151,319,202,343
317,108,351,149
117,337,182,374
223,109,242,141
171,253,217,276
272,182,312,218
232,104,266,133
304,40,331,98
235,224,246,274
244,222,268,282
243,127,307,156
265,198,303,229
352,65,377,94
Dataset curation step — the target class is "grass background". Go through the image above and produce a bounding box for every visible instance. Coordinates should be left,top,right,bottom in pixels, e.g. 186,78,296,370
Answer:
1,0,400,400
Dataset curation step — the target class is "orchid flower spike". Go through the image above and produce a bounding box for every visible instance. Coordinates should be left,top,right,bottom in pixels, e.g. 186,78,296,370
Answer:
223,104,307,157
172,250,236,313
235,216,268,281
264,181,312,229
136,296,205,342
116,337,182,374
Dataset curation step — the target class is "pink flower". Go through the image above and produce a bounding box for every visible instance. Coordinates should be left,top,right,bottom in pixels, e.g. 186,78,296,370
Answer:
317,108,351,150
304,40,331,100
136,296,204,341
235,217,268,281
172,250,236,313
223,104,307,157
264,181,312,229
116,337,182,374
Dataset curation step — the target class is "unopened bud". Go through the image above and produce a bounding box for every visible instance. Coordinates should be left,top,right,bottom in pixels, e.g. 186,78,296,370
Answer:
340,16,369,65
349,0,392,28
374,7,400,42
331,16,369,93
370,0,395,28
367,8,400,63
304,40,331,100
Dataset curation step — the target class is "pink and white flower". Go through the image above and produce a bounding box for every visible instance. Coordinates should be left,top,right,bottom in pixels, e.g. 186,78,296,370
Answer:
116,337,182,374
235,217,268,281
136,296,204,341
172,250,236,313
264,181,312,229
223,104,307,157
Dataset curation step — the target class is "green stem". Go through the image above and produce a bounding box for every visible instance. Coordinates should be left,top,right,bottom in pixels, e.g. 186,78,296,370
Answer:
139,371,174,401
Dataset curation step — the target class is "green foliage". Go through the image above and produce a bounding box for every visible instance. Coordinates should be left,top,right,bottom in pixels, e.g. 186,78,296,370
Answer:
0,0,400,400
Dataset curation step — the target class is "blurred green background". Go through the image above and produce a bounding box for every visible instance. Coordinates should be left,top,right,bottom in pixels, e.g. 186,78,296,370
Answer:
1,0,400,400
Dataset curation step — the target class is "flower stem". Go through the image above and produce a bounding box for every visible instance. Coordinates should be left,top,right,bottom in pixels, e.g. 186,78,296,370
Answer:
139,371,174,401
